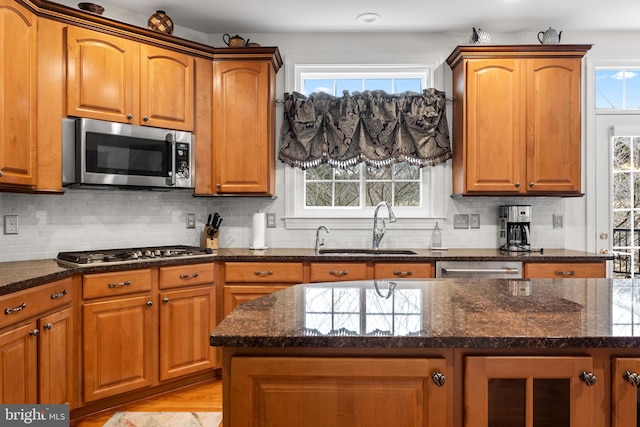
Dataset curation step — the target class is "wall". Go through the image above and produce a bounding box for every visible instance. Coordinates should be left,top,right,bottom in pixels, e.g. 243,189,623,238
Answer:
2,27,635,262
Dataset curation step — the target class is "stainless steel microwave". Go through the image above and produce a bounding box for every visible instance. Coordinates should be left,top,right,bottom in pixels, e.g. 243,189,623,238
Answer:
62,118,194,189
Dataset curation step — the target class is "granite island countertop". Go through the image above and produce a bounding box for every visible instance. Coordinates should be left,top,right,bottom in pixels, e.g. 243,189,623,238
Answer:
210,277,634,349
0,248,610,296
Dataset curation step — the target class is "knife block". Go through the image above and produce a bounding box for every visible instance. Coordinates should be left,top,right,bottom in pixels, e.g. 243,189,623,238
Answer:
202,226,219,250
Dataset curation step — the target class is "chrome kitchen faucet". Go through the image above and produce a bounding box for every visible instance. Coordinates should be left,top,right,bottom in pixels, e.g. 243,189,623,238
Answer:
372,201,396,250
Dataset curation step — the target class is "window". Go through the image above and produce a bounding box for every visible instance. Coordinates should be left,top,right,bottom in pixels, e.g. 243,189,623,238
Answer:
596,68,640,110
283,61,447,228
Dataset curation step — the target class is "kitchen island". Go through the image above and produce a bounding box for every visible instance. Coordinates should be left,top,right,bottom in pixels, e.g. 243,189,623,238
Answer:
211,278,639,427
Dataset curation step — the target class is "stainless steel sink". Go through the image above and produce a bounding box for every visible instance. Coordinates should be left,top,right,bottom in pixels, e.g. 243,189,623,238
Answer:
318,249,417,256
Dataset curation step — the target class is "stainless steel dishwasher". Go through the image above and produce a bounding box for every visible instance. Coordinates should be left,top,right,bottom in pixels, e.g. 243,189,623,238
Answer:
435,260,523,279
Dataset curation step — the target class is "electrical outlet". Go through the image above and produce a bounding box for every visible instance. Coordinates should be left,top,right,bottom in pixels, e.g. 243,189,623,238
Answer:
186,213,196,229
4,215,18,235
266,213,276,228
470,214,480,229
453,214,469,229
553,214,563,229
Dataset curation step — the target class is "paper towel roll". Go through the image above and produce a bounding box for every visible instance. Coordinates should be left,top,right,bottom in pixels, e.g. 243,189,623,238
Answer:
251,212,267,249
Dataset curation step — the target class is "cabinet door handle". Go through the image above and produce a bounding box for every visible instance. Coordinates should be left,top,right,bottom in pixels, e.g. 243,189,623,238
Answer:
5,302,26,315
179,273,199,279
143,116,149,122
515,182,521,188
43,323,53,330
329,270,348,277
393,271,413,277
529,182,535,188
108,280,132,288
579,371,597,386
431,371,446,387
555,270,575,276
29,329,39,336
163,298,170,303
0,169,3,177
254,271,273,276
623,371,640,387
51,289,68,299
146,301,153,307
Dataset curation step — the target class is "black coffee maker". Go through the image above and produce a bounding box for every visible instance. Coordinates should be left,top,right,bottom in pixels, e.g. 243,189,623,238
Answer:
499,205,531,252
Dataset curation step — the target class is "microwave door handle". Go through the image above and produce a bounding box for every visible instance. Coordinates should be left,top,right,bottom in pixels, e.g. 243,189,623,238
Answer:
166,133,176,186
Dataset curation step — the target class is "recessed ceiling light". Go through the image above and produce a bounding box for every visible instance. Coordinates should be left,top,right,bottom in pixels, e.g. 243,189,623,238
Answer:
356,13,381,24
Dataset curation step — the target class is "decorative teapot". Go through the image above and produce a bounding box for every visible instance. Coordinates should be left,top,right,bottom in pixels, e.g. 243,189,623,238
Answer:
469,27,491,45
223,33,246,47
537,27,562,44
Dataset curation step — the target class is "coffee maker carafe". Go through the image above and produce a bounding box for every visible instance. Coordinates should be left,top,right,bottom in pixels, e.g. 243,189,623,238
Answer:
499,205,531,252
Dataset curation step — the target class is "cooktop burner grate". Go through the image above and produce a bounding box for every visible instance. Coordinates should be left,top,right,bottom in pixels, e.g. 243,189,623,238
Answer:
56,245,213,266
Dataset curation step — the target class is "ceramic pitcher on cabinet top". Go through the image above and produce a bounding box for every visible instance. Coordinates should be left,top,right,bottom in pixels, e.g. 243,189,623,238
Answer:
538,27,562,44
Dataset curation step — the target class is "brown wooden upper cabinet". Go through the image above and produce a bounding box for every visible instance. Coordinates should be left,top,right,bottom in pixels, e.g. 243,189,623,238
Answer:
66,26,194,131
196,49,282,195
446,45,591,196
0,0,37,189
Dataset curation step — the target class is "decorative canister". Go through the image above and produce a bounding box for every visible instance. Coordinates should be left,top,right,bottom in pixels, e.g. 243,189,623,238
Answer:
148,10,174,35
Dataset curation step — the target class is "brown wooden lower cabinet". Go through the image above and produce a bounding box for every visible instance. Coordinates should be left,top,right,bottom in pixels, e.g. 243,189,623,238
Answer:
0,278,73,405
82,294,155,402
229,356,448,427
523,261,606,278
465,356,594,427
613,357,640,426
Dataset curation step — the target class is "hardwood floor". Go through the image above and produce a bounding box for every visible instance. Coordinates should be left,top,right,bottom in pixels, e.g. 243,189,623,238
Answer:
70,379,223,426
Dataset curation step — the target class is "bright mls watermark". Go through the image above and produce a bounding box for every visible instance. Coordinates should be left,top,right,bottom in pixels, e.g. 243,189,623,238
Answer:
1,405,69,426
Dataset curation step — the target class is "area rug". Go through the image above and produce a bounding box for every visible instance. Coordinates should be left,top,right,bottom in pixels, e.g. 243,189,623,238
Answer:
102,411,222,427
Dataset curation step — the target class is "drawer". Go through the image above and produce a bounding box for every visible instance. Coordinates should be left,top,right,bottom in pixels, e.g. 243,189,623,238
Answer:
309,262,368,282
523,262,606,278
159,263,214,289
0,278,73,329
224,262,303,283
83,269,152,299
374,263,433,279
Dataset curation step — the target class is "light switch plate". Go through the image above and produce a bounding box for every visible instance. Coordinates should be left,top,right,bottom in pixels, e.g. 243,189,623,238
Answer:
453,214,469,229
553,214,563,229
470,214,480,229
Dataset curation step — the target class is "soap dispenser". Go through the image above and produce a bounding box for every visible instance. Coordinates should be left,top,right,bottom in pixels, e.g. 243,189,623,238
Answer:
431,222,442,249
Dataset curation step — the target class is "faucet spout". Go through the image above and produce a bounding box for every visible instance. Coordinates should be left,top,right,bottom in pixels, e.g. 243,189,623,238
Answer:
315,225,330,254
372,201,396,250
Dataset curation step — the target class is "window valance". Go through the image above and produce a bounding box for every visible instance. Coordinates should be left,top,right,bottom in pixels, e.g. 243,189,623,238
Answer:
278,89,451,169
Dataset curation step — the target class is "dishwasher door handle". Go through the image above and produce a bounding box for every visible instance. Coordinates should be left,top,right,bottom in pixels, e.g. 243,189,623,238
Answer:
441,268,520,275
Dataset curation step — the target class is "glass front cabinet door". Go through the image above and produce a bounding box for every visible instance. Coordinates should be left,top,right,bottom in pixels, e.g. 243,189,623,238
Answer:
465,356,595,427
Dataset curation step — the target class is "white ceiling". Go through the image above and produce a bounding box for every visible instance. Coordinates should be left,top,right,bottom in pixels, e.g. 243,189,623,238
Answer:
59,0,640,35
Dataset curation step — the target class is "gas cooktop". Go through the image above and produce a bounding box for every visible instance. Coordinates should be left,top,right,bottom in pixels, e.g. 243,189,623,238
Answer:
56,245,213,266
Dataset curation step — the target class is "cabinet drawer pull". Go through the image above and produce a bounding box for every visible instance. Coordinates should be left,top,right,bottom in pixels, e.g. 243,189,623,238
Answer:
254,271,273,276
179,273,199,279
579,371,597,386
623,371,640,387
108,280,132,288
555,270,575,276
29,329,39,336
393,271,413,277
515,182,520,188
5,303,26,315
329,270,348,277
431,371,446,387
43,323,53,330
51,289,68,299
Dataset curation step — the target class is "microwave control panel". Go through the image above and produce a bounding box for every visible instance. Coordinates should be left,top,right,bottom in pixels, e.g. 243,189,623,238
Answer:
176,142,190,178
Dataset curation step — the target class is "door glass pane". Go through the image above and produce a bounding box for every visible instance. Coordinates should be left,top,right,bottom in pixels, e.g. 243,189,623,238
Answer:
533,379,570,427
488,379,525,427
613,135,640,278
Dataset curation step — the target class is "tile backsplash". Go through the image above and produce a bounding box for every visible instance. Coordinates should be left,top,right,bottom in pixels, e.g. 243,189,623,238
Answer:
0,188,565,262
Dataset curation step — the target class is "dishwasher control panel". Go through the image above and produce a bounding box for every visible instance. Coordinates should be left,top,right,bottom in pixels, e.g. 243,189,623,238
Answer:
435,261,523,279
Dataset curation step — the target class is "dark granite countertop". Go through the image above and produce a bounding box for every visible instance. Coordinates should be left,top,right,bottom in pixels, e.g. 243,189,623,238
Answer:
210,277,635,349
0,248,609,297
